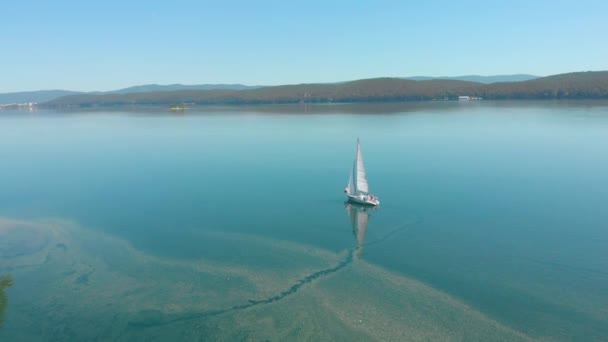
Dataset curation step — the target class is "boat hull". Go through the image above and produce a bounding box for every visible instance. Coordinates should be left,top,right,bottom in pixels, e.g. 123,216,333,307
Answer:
346,194,379,206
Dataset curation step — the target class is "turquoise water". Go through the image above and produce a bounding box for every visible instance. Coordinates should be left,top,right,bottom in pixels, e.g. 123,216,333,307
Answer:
1,101,607,340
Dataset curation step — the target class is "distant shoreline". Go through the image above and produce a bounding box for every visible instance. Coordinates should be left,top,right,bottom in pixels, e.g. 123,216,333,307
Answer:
38,71,608,108
4,99,608,117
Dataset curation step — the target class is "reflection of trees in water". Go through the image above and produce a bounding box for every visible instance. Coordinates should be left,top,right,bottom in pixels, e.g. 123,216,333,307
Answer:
0,275,13,326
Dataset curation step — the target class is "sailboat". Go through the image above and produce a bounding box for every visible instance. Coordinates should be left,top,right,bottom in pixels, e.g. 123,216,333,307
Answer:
344,138,380,206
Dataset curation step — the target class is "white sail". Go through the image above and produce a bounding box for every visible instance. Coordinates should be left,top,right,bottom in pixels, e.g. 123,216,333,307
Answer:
354,139,369,194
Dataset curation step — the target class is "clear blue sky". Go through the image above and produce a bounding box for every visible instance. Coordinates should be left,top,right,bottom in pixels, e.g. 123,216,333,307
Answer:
1,0,607,92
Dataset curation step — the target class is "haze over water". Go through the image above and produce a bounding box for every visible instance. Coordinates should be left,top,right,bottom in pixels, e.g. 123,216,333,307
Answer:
1,101,607,340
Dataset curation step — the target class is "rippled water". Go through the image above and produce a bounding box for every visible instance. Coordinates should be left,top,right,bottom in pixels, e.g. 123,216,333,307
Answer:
1,101,607,340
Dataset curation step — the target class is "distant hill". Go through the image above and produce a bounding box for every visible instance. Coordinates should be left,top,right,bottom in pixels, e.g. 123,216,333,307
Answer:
2,78,537,104
403,74,539,83
106,83,262,94
477,71,608,99
0,90,82,104
45,78,483,106
43,71,608,107
0,84,262,104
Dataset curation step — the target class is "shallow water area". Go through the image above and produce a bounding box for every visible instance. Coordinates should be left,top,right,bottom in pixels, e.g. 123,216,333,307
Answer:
1,101,607,340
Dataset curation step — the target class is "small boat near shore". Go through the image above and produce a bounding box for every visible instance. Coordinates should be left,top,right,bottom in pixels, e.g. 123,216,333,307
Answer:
344,138,379,206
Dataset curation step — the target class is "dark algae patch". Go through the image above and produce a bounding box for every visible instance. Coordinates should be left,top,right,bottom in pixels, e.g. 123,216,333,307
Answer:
0,275,13,326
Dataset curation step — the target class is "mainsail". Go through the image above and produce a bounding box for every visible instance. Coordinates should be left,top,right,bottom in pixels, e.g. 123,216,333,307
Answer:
352,139,369,194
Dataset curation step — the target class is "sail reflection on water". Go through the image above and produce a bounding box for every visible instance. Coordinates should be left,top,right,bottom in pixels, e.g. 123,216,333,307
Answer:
345,203,375,258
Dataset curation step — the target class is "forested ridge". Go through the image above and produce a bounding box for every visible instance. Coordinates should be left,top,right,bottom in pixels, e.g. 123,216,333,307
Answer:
44,71,608,107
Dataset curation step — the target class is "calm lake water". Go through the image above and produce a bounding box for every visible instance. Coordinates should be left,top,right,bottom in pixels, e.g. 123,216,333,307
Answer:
1,101,607,341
